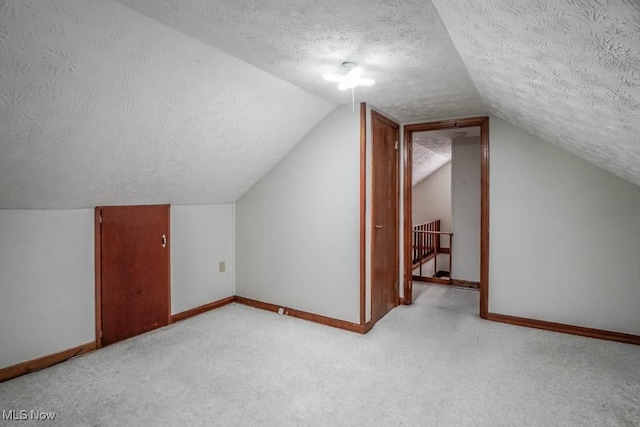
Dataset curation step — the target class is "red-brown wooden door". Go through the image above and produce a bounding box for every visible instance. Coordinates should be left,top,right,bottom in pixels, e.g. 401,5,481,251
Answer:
371,111,400,324
99,205,170,346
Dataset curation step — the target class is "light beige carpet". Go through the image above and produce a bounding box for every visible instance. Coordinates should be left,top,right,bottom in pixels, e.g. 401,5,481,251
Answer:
1,284,639,426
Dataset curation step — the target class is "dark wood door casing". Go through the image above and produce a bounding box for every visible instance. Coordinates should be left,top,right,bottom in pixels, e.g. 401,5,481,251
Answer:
98,204,170,346
371,111,400,324
402,117,489,317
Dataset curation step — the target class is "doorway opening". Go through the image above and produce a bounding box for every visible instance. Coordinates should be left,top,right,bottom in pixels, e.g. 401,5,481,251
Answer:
403,118,489,318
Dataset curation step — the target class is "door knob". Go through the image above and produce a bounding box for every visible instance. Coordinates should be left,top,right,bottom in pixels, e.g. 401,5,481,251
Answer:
375,224,383,229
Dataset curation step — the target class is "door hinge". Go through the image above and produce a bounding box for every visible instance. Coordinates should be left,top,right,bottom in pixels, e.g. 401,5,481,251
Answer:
99,214,103,224
394,281,398,292
394,141,398,150
100,330,103,338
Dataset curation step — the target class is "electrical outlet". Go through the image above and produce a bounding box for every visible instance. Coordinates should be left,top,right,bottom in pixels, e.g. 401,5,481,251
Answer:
219,261,225,272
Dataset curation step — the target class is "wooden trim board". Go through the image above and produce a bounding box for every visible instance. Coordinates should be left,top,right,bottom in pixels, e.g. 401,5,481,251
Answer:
402,125,413,306
479,118,490,319
487,313,640,345
403,117,490,317
94,208,102,349
171,296,235,323
234,296,280,313
412,251,437,269
166,206,172,325
234,296,368,334
359,102,367,326
413,276,451,285
361,321,375,334
0,342,96,383
2,294,374,383
451,279,480,288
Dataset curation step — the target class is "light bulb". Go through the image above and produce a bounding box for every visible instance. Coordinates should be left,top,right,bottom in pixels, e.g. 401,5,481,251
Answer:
323,64,374,91
338,68,363,90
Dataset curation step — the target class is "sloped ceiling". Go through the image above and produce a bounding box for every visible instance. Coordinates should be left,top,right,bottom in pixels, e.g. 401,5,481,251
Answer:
115,0,485,123
2,0,639,209
413,127,480,185
431,0,640,186
413,132,451,187
0,0,334,209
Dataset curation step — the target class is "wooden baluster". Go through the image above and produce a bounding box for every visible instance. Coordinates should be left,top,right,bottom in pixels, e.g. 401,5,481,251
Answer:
424,224,428,256
429,222,433,254
411,227,419,262
418,229,423,276
432,223,435,253
425,224,428,256
449,233,453,284
433,221,437,275
424,224,429,256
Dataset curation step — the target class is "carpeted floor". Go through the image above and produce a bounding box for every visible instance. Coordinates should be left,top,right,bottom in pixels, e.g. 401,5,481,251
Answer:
1,284,639,426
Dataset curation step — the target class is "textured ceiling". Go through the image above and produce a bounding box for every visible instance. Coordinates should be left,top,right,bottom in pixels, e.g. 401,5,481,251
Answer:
115,0,486,123
3,0,639,209
0,0,334,209
412,145,449,187
412,127,480,185
432,0,640,186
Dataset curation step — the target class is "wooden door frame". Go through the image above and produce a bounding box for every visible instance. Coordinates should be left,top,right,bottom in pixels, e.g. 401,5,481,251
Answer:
403,117,490,318
370,109,401,323
94,204,171,348
359,103,367,326
94,208,102,348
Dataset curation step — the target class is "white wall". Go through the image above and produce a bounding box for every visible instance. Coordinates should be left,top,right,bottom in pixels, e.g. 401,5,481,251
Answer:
171,204,235,314
412,162,451,272
451,136,481,282
413,258,436,278
490,117,640,334
412,162,452,237
0,204,237,370
0,209,95,369
235,105,360,323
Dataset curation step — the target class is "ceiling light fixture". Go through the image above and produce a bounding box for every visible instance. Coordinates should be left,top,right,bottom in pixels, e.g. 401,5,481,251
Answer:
323,62,375,111
323,62,375,90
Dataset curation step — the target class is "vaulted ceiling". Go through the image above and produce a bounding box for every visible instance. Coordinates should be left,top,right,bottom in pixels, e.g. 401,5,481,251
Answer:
413,127,481,186
115,0,486,123
432,0,640,187
1,0,638,208
0,0,334,209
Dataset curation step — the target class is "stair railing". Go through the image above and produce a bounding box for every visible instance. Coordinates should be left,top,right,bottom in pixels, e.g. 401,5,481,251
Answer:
412,219,453,284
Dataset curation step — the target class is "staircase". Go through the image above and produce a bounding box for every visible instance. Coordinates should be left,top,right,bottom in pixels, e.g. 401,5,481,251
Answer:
412,219,453,285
